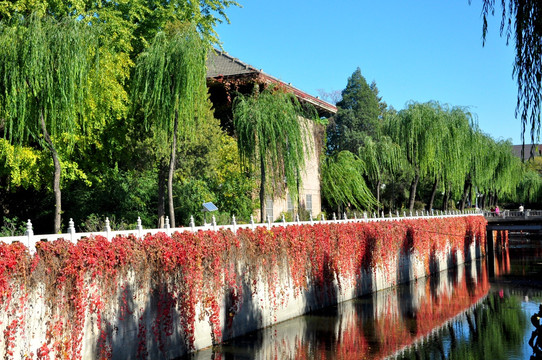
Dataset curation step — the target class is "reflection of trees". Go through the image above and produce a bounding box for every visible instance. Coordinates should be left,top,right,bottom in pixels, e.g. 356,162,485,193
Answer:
400,293,527,359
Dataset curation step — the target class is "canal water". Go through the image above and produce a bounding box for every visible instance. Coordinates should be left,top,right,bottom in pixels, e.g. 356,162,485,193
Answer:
190,236,542,359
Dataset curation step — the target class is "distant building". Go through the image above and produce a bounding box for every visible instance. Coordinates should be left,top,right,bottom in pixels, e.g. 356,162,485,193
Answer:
511,144,542,161
206,49,337,220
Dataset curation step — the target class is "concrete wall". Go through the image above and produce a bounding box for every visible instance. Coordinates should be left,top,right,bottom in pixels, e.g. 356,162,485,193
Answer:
0,217,483,360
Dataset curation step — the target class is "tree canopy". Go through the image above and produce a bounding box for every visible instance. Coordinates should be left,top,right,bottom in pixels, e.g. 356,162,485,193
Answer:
328,67,381,154
0,15,97,232
233,86,312,222
132,22,208,228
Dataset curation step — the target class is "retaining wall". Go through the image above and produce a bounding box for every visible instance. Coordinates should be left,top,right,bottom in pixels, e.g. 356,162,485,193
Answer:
0,215,487,359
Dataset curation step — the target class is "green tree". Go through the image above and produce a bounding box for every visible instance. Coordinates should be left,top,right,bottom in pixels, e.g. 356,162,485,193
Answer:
132,23,207,228
233,86,311,222
321,151,376,213
328,68,381,154
0,15,96,233
387,102,446,213
358,134,403,212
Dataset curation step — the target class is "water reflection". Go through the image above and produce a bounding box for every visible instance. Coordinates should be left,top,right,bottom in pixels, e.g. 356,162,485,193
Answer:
185,240,542,359
529,304,542,358
190,257,492,359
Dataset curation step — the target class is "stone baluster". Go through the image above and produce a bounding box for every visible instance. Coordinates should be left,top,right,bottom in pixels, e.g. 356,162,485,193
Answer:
232,215,237,233
68,218,76,242
190,215,195,232
105,217,112,240
25,219,34,252
137,217,143,238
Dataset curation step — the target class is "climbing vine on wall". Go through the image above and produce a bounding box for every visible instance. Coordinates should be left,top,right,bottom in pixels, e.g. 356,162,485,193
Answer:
0,216,487,359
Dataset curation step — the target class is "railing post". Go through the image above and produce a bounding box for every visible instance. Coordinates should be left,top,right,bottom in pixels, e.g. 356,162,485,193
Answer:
267,215,272,228
232,215,237,233
296,214,300,223
137,217,143,238
164,216,171,236
389,210,392,218
333,213,337,222
310,211,314,223
282,213,286,224
25,219,34,252
403,211,406,218
321,213,325,221
212,215,217,231
381,211,384,218
104,217,112,240
68,218,76,242
250,215,255,230
364,212,367,219
343,212,347,220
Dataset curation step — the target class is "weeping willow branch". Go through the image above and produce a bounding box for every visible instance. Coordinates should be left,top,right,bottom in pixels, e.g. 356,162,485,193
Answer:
0,14,95,233
132,22,207,227
233,86,313,222
321,151,377,212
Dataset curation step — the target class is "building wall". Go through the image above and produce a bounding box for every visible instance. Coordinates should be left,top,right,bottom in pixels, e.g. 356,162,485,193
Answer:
267,118,322,221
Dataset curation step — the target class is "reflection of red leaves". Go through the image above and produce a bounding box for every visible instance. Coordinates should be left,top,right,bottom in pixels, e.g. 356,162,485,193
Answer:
1,216,487,358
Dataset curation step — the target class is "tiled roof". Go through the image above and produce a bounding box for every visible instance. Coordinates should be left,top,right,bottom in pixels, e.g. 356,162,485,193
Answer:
206,49,259,78
206,49,337,116
511,144,541,160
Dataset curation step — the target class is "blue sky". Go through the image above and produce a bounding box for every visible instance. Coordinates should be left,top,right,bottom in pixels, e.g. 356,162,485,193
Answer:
215,0,523,144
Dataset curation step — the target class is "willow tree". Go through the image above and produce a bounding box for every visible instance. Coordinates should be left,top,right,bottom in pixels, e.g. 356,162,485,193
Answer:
388,102,445,213
321,151,377,213
438,106,473,211
132,23,207,227
358,134,403,212
0,15,94,233
233,86,310,222
476,0,542,144
490,139,523,204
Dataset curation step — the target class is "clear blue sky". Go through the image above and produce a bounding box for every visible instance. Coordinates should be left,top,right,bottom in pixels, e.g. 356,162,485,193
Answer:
215,0,523,144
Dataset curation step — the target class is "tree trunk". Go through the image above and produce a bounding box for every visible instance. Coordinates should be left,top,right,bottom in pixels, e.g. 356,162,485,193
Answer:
459,176,471,211
488,191,494,208
375,179,381,213
157,160,168,228
260,156,266,223
428,177,439,211
168,110,179,228
40,111,62,233
408,171,420,213
442,182,450,211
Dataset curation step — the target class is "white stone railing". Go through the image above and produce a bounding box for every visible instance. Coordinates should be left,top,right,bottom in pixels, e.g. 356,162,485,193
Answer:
1,209,483,254
483,209,542,218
